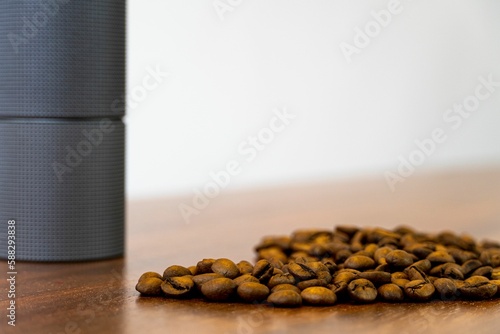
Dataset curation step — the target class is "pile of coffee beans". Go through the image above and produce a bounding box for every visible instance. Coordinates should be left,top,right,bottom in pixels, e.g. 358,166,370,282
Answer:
136,226,500,307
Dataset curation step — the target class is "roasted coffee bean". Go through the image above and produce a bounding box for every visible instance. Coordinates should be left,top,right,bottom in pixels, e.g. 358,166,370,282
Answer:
471,266,493,278
357,271,392,285
461,259,483,276
301,287,337,305
490,280,500,296
271,284,301,294
448,248,477,264
374,247,393,265
201,277,237,301
211,258,240,279
377,284,404,302
252,259,274,283
237,260,254,275
459,276,498,299
136,277,163,296
387,271,405,279
344,255,375,270
237,282,270,302
427,251,455,264
138,272,163,282
267,273,296,288
412,259,431,273
335,249,353,263
288,262,317,281
386,250,414,268
321,258,338,273
492,267,500,280
196,259,215,274
404,280,435,301
404,266,427,281
233,274,260,287
258,247,288,263
441,263,464,280
163,265,192,279
348,279,377,303
297,278,329,290
335,225,359,236
161,276,195,297
350,231,365,252
433,278,457,300
267,290,302,307
192,273,224,290
188,266,197,275
480,250,500,267
392,278,410,290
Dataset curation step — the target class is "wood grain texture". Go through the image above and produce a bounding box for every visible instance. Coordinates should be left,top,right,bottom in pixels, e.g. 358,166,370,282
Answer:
1,168,500,334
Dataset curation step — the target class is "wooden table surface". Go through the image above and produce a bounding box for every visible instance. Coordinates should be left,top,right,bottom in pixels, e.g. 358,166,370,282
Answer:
2,168,500,334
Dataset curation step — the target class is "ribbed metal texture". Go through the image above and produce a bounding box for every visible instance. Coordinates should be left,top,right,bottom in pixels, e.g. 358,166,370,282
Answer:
0,0,126,118
0,119,125,261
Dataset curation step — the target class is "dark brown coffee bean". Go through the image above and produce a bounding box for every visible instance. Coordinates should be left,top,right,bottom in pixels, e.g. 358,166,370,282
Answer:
404,266,427,281
233,274,260,287
237,282,269,302
211,258,239,279
391,272,409,280
461,259,483,276
348,279,377,303
237,260,254,275
163,265,192,279
407,244,435,259
433,278,457,300
404,280,435,301
267,273,296,288
377,284,404,302
335,249,353,263
490,280,500,296
161,276,195,297
321,258,338,273
374,247,393,265
350,231,365,252
252,259,274,283
427,251,455,264
297,278,329,290
192,273,224,290
448,248,477,264
258,247,288,263
301,287,337,305
492,267,500,280
188,266,197,275
471,266,493,278
357,271,392,285
459,276,498,299
386,250,414,268
287,262,317,281
201,277,237,301
271,284,301,294
392,278,410,290
138,272,163,282
480,250,500,267
267,290,302,307
412,259,431,273
196,259,215,274
136,277,163,296
344,255,375,270
441,263,464,280
335,225,359,236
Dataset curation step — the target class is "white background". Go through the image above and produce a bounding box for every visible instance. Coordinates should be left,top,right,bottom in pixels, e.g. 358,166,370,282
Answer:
126,0,500,199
